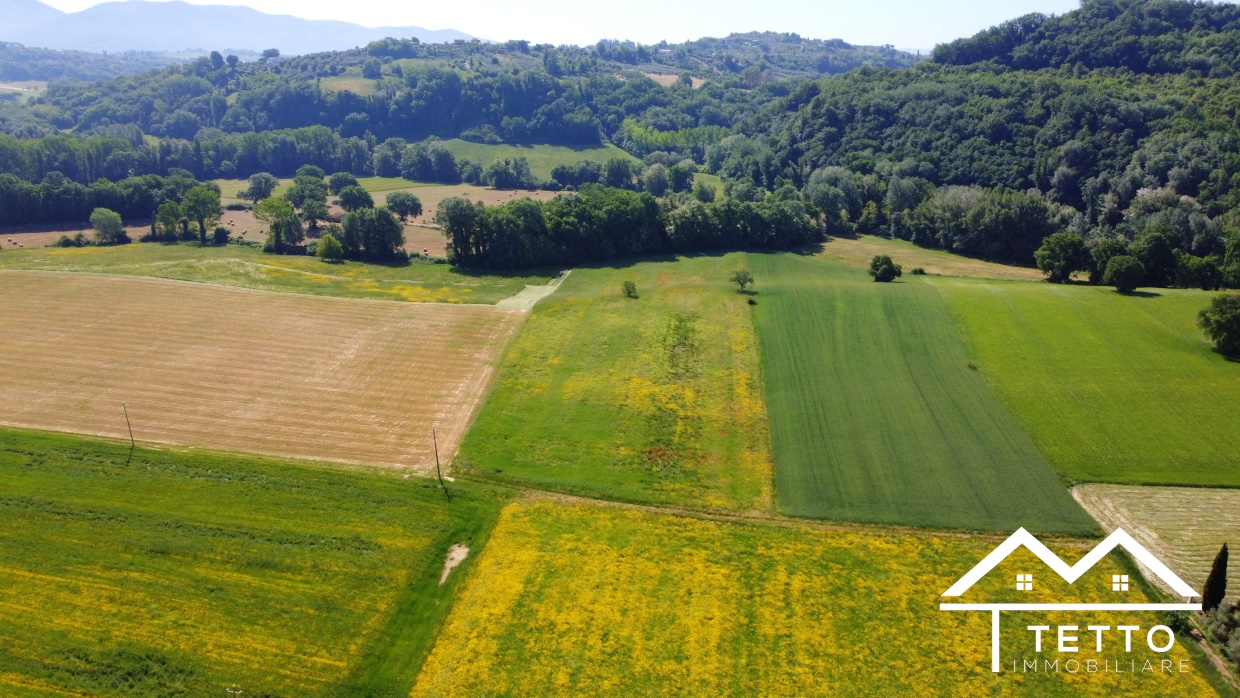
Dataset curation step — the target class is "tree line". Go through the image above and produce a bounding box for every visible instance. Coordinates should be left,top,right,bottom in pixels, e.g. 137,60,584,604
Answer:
435,184,821,269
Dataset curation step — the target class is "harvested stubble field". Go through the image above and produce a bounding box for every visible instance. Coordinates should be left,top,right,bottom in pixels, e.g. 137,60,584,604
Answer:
0,271,524,468
937,279,1240,486
458,254,773,512
378,184,558,228
0,429,503,697
1074,484,1240,600
747,252,1095,534
411,500,1217,697
0,242,552,303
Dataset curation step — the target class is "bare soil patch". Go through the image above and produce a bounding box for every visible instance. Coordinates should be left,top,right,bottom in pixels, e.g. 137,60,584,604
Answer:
1074,484,1240,599
0,221,149,250
0,271,525,470
439,544,470,584
378,185,557,228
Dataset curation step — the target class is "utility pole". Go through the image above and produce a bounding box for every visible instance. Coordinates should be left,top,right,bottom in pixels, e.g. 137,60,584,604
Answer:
122,403,135,447
122,402,135,466
432,427,451,502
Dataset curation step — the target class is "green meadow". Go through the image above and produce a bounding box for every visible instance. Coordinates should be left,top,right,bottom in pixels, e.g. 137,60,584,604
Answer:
746,253,1095,534
457,254,774,512
0,428,504,697
938,279,1240,486
438,139,639,181
0,242,552,304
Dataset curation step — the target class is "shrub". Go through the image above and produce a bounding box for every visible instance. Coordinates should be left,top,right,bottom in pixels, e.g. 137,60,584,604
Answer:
212,226,230,246
868,254,902,282
55,232,89,247
910,267,926,275
224,202,249,211
90,207,128,245
1157,610,1191,635
1199,293,1240,357
1103,255,1144,293
621,280,638,298
318,233,344,262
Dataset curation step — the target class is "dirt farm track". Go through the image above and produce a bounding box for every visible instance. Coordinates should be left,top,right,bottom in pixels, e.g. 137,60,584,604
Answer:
0,271,524,469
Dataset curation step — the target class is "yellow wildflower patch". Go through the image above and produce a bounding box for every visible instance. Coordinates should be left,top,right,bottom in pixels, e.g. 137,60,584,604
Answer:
412,502,1217,697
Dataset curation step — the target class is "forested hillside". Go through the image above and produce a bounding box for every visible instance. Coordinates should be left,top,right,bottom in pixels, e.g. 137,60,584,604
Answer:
0,0,1238,284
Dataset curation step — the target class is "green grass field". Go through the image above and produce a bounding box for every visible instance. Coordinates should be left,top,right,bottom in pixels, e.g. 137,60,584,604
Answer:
457,254,774,511
0,242,552,304
937,279,1240,486
320,75,378,96
439,140,639,181
0,428,504,697
747,253,1095,533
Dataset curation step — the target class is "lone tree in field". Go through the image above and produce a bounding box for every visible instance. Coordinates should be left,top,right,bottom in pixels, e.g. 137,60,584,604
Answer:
1103,255,1145,293
1199,292,1240,357
90,207,127,245
1204,543,1229,612
621,281,638,299
1035,232,1090,283
730,270,754,292
241,172,279,202
386,192,423,222
868,254,903,283
182,186,221,246
318,232,344,262
338,185,374,212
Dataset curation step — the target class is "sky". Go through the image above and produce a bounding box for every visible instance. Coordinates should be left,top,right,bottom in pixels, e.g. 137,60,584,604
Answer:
37,0,1085,50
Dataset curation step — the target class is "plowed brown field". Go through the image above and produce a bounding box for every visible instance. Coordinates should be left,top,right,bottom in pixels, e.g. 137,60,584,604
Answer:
0,271,524,469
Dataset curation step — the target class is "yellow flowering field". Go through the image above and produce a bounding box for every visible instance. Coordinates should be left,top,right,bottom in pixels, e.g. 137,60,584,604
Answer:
411,501,1220,697
457,253,773,511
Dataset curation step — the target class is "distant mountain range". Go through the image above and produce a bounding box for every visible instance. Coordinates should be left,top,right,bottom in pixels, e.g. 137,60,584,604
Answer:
0,0,473,55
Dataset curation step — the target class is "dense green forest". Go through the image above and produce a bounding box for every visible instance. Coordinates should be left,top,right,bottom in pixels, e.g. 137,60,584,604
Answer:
1,0,1239,284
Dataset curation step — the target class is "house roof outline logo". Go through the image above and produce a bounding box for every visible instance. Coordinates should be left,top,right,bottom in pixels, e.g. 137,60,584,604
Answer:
939,527,1202,673
942,527,1199,600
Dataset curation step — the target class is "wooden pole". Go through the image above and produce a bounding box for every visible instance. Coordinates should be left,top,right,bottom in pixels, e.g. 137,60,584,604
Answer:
122,402,135,466
122,403,135,447
433,427,451,502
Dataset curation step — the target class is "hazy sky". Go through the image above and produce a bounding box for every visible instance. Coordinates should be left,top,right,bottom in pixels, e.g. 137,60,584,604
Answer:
38,0,1084,49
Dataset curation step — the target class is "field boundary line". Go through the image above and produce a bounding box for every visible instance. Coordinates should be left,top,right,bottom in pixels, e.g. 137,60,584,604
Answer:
508,487,1106,546
0,268,512,309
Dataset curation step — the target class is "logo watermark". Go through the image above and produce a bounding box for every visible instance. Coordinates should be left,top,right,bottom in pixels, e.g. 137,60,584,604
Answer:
939,527,1200,673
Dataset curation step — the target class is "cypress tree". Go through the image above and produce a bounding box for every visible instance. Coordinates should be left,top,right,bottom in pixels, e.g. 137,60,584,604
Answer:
1204,543,1229,612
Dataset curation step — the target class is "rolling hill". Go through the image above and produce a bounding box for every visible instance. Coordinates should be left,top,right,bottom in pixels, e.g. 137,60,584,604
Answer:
0,0,472,54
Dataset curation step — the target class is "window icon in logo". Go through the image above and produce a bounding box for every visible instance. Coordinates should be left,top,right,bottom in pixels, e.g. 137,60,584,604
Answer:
1015,574,1033,591
1112,574,1129,592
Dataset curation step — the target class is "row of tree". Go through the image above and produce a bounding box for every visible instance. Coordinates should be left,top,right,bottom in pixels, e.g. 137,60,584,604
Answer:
436,184,822,269
0,169,218,227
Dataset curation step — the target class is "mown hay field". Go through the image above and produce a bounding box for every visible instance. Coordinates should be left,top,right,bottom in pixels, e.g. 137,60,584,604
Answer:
0,242,552,303
937,279,1240,486
0,271,523,468
457,254,773,512
438,139,639,181
815,234,1045,280
0,429,503,697
1075,484,1240,600
747,253,1095,534
411,500,1217,697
